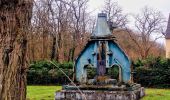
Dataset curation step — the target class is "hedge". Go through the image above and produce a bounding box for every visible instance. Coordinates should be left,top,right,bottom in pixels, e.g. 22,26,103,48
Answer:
27,57,170,88
27,61,118,85
27,61,73,85
133,57,170,88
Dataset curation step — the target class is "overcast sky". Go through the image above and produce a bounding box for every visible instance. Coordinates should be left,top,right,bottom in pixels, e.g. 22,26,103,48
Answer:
88,0,170,18
88,0,170,45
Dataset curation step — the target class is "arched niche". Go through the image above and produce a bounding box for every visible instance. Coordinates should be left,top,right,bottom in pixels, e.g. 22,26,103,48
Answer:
85,64,97,80
108,64,122,83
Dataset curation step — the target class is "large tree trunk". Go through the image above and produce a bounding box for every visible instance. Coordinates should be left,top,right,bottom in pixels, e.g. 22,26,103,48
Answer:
0,0,33,100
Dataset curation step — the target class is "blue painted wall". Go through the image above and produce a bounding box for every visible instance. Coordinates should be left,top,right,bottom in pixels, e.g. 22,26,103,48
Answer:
75,40,131,84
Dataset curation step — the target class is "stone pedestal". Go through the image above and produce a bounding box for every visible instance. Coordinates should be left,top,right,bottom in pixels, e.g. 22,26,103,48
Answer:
55,87,145,100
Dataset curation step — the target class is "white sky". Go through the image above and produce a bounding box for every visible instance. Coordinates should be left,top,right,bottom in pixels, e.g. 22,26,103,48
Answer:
88,0,170,19
88,0,170,45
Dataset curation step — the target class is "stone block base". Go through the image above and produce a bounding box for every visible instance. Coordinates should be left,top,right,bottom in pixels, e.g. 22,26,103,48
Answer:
55,87,145,100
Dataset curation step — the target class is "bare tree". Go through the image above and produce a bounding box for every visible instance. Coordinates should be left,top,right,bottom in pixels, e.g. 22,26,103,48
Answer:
103,0,128,27
0,0,33,99
30,0,63,61
58,0,89,61
127,6,165,59
29,0,90,62
30,0,51,60
46,0,75,61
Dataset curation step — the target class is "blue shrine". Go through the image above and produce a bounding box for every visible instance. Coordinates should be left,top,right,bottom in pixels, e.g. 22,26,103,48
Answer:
56,13,145,100
75,13,131,84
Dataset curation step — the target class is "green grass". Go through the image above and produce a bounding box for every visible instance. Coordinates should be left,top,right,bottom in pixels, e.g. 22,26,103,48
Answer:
27,86,170,100
142,88,170,100
27,86,62,100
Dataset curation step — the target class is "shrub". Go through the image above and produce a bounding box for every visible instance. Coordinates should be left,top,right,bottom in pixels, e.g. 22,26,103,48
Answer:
27,61,73,85
28,57,170,88
133,57,170,88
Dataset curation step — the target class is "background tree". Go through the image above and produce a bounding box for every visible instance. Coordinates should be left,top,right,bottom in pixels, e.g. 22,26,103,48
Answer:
28,0,91,62
113,29,165,60
0,0,33,99
103,0,128,27
126,6,165,59
63,0,89,61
